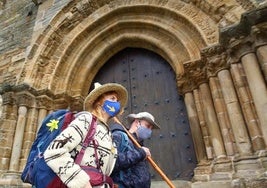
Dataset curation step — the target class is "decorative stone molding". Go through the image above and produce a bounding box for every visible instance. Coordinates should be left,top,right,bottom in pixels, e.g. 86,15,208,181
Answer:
69,96,84,111
220,4,267,47
251,23,267,47
177,60,207,95
18,0,219,97
16,93,34,108
201,45,229,77
227,37,254,62
36,95,52,110
1,92,14,106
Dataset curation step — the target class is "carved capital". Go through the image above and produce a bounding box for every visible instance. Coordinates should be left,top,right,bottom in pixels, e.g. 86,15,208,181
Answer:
70,96,84,111
206,53,228,77
251,23,267,47
201,45,229,77
2,92,15,105
53,97,70,110
36,95,52,109
177,60,207,95
228,37,254,61
16,92,35,107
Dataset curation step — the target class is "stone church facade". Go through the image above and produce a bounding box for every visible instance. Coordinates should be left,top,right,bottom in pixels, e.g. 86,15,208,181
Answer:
0,0,267,187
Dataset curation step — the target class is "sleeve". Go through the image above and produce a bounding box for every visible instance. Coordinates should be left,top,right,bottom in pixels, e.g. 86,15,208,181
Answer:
43,112,93,188
112,131,146,172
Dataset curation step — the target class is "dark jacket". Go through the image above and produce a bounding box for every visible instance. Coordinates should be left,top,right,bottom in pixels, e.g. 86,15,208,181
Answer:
110,124,151,188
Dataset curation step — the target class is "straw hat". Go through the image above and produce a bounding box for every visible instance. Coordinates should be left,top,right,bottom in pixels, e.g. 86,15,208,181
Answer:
84,82,128,112
127,112,160,129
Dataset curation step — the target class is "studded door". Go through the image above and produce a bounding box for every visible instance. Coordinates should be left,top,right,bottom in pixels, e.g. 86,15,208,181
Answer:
91,48,197,181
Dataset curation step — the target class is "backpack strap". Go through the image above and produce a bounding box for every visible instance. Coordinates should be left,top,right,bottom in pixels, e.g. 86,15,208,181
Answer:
75,115,97,164
74,115,114,187
118,131,129,152
62,111,76,130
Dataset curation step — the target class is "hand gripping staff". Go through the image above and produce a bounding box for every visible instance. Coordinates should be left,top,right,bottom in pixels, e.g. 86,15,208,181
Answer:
113,117,176,188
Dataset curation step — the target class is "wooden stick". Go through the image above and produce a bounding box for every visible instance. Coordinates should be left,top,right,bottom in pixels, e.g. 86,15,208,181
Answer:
113,117,176,188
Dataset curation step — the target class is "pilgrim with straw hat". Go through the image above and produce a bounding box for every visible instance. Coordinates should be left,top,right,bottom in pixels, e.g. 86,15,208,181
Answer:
44,82,128,188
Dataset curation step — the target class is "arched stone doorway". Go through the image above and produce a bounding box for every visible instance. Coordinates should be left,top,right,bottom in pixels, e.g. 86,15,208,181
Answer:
13,0,213,183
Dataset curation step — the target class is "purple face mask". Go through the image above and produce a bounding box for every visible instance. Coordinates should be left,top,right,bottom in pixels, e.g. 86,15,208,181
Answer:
137,124,152,140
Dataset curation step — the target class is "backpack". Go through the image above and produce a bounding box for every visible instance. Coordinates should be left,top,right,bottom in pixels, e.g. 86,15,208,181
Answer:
111,128,132,184
111,127,150,188
21,109,76,187
118,131,130,152
110,124,130,153
21,109,104,188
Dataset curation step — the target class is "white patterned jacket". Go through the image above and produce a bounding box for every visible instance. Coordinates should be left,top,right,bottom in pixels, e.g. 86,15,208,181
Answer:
44,111,117,188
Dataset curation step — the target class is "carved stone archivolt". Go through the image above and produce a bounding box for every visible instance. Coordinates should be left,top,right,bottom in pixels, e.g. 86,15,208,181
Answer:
18,0,220,98
177,60,207,95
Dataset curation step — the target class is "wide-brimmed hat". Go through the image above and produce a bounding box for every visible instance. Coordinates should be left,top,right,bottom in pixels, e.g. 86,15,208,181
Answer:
127,112,160,129
84,82,128,112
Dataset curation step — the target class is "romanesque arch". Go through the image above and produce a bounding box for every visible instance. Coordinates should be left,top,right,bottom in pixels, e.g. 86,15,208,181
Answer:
19,0,219,99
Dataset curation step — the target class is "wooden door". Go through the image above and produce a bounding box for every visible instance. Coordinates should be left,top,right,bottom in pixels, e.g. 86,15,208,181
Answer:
91,48,197,181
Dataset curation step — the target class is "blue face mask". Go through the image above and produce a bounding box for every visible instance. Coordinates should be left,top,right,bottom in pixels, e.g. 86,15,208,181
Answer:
102,100,121,117
137,125,152,140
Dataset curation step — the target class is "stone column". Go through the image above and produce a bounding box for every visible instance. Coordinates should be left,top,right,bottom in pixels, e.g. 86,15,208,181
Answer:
252,24,267,82
209,77,235,156
184,92,207,163
0,92,33,184
193,89,213,159
228,37,267,145
0,92,17,173
199,83,226,158
36,95,53,133
37,108,48,133
230,63,265,151
19,107,39,172
256,45,267,82
9,106,27,172
240,48,267,144
177,60,216,159
218,69,252,156
204,47,236,157
0,95,2,118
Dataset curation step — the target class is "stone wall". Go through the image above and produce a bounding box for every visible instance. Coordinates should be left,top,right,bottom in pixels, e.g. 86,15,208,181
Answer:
0,0,71,87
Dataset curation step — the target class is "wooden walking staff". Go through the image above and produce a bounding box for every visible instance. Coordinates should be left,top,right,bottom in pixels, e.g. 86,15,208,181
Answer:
113,117,176,188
